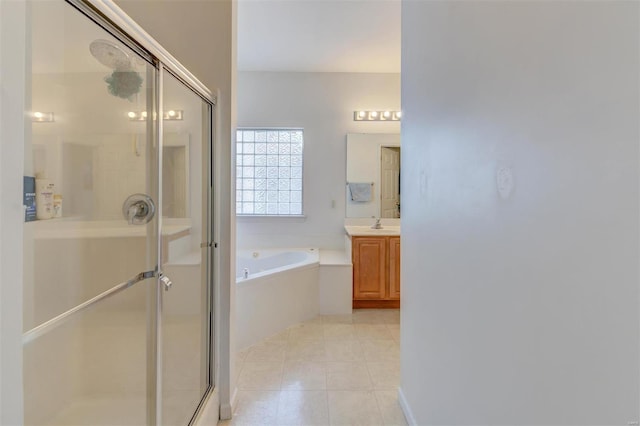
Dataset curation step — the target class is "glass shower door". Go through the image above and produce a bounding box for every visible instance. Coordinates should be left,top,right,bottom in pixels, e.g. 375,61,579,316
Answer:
159,69,212,425
24,1,159,424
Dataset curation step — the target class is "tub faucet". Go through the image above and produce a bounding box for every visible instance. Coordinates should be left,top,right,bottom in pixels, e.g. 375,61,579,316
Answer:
243,268,249,279
371,217,382,229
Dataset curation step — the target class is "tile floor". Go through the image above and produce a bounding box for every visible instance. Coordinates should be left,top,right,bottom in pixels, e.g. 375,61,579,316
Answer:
218,309,406,426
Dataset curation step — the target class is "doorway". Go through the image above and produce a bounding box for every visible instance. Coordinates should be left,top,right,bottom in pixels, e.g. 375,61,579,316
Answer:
380,146,400,218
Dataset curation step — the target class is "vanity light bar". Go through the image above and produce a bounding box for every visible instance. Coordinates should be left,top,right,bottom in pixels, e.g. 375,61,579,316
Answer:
127,109,184,121
31,112,55,123
353,110,401,121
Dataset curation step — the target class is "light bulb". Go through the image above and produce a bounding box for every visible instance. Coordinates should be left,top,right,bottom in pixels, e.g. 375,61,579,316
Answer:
358,111,365,118
128,111,137,118
370,111,378,118
34,112,43,118
383,111,391,118
141,111,148,118
168,110,176,117
396,111,402,118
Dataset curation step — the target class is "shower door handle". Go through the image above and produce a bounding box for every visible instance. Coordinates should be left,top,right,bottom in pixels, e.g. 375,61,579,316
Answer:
159,273,173,291
23,269,157,344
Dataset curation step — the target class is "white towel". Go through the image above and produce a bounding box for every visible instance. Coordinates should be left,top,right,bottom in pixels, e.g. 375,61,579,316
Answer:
348,183,372,202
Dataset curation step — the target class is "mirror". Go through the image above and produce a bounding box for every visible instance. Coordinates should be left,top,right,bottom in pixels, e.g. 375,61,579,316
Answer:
346,133,400,218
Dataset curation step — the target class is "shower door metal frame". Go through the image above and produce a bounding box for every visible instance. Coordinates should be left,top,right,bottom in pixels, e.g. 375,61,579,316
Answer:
59,1,217,424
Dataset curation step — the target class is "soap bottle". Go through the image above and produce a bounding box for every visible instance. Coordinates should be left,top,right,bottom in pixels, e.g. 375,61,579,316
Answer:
35,175,55,220
53,194,63,218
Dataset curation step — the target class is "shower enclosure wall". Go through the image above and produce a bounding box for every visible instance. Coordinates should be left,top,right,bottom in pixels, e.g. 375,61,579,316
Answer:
21,1,216,425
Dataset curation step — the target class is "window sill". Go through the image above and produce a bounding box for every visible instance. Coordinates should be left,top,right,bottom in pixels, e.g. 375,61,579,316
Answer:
236,214,307,222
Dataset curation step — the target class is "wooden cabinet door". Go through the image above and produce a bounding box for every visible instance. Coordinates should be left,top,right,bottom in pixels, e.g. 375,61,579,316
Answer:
388,236,401,300
352,237,387,300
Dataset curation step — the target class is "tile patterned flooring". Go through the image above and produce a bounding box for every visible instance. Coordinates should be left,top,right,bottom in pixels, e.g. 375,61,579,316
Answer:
218,309,406,426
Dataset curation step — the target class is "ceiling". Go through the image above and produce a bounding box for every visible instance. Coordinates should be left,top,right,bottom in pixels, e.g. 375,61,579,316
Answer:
237,0,401,73
31,0,401,75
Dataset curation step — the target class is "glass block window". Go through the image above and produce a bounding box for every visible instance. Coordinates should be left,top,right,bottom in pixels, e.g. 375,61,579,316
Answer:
236,129,304,215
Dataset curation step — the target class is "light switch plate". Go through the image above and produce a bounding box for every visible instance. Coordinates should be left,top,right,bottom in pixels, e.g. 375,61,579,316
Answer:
496,166,514,199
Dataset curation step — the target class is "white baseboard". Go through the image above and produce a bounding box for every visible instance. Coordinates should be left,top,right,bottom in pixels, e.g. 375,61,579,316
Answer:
220,386,238,420
397,387,417,426
219,402,231,420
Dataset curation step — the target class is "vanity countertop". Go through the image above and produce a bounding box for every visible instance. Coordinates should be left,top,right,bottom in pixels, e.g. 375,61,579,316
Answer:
344,225,400,237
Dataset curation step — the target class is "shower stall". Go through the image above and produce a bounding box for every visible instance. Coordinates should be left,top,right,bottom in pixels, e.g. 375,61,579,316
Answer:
21,1,216,424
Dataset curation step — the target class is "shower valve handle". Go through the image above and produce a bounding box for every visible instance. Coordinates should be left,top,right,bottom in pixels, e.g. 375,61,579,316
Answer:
159,273,173,291
122,193,155,225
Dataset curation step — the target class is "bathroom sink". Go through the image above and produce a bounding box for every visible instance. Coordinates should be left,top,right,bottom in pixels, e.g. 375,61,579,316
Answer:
344,225,401,236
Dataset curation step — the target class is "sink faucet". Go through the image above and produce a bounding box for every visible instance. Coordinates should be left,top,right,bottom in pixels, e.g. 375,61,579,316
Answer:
371,217,382,229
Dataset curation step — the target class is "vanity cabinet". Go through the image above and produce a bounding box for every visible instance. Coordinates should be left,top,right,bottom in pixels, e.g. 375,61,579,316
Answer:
389,236,401,300
351,236,400,308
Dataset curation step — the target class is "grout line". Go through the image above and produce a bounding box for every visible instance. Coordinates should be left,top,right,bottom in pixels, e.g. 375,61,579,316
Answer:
235,310,399,424
364,356,377,393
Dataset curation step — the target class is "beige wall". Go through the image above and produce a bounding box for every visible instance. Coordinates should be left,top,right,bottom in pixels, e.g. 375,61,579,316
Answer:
0,0,27,423
400,1,639,424
236,71,400,249
114,0,236,416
